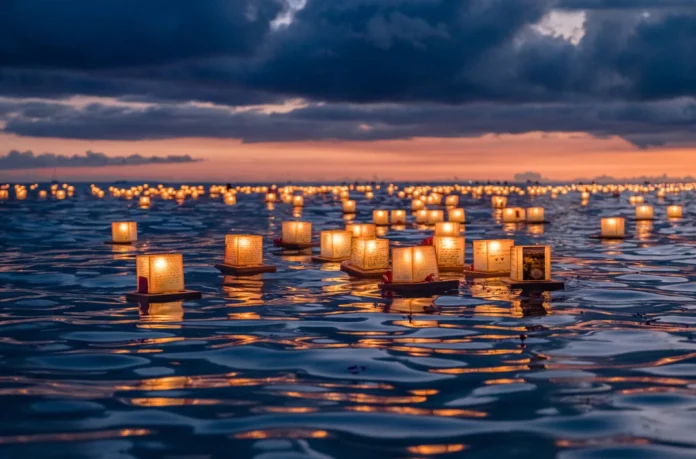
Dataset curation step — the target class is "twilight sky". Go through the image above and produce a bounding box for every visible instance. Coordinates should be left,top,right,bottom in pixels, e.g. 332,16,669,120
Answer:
1,0,695,182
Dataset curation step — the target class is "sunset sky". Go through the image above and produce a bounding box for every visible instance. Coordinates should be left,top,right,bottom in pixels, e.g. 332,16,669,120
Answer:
1,1,695,182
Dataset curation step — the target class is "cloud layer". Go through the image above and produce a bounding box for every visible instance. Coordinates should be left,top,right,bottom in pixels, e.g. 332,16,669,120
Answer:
0,150,200,169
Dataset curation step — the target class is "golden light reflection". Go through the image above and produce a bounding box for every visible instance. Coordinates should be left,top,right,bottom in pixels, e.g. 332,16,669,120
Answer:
407,444,467,455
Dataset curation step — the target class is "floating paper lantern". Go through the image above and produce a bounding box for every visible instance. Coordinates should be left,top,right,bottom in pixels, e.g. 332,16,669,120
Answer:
56,190,66,200
266,193,276,203
320,230,352,260
139,196,151,207
445,195,459,207
282,221,312,244
601,217,625,237
448,208,465,223
427,210,444,225
491,196,507,209
526,207,545,223
136,254,185,294
392,246,439,283
373,210,389,226
224,234,263,266
346,223,376,238
391,210,407,225
635,205,654,220
502,207,526,223
412,199,425,211
510,245,551,281
629,195,645,205
224,193,236,205
365,191,374,200
667,205,683,218
581,191,590,200
292,195,304,207
38,190,47,199
415,209,428,224
0,190,8,200
350,238,389,270
472,239,515,272
657,190,666,198
112,222,138,243
434,222,461,237
433,236,465,268
343,200,356,214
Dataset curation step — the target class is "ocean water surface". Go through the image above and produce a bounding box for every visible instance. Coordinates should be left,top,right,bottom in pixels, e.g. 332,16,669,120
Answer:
1,184,695,458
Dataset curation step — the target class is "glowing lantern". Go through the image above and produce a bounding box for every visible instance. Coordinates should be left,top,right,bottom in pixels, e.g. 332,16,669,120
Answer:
472,239,514,272
111,222,138,243
38,190,47,199
510,245,551,281
427,210,444,225
224,193,236,205
56,190,66,200
667,205,683,218
601,217,625,237
136,254,185,294
292,195,304,207
343,200,356,213
320,230,352,260
391,210,407,225
0,190,8,200
492,196,507,209
415,209,428,224
433,236,465,268
392,246,439,283
282,221,312,244
373,210,389,226
581,191,590,200
502,207,526,223
445,195,459,207
266,193,276,203
448,208,465,223
629,195,645,205
224,235,263,266
635,205,654,220
434,222,461,237
524,207,544,223
365,191,374,199
346,223,376,238
139,196,151,207
412,199,425,211
350,238,389,270
657,190,666,198
16,189,26,200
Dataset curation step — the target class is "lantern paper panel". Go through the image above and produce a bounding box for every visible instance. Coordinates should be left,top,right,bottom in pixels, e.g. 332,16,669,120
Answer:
320,230,352,260
373,210,389,225
224,235,263,266
510,246,551,281
667,205,683,218
136,254,185,294
112,222,138,243
434,222,461,237
282,221,312,244
427,210,444,225
472,239,515,272
448,208,465,223
526,207,545,222
391,210,407,225
346,223,376,239
601,218,625,237
502,207,526,223
433,236,465,267
392,246,439,283
635,205,654,220
350,238,389,270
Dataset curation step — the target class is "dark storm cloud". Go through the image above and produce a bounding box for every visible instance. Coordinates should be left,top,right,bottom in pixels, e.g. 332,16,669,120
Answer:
559,0,696,9
0,150,201,170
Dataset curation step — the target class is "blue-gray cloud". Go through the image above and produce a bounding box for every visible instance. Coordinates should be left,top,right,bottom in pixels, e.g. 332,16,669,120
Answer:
0,150,201,169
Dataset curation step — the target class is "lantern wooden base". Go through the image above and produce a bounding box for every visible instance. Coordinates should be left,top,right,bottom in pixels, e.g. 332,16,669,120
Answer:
588,234,633,240
125,290,202,303
277,242,318,250
631,218,656,222
311,255,349,264
339,261,389,279
525,220,551,224
379,279,460,295
214,263,276,276
500,278,565,291
463,266,510,278
104,241,134,245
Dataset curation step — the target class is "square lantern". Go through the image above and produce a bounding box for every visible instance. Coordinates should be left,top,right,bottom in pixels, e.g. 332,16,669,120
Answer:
445,195,459,207
373,210,389,226
350,238,389,270
600,217,625,238
412,199,425,211
427,210,444,225
502,207,526,223
224,235,263,266
526,207,545,223
56,190,66,200
629,195,644,205
492,196,507,209
346,223,376,239
266,193,276,202
510,246,551,281
224,193,236,205
667,205,683,218
282,221,312,244
415,209,428,224
139,196,151,207
292,195,304,207
472,239,515,273
433,236,465,269
448,208,465,223
391,210,407,225
392,246,439,283
111,222,138,244
343,200,356,214
319,230,352,261
581,191,590,200
136,254,185,294
635,205,654,220
434,222,461,237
